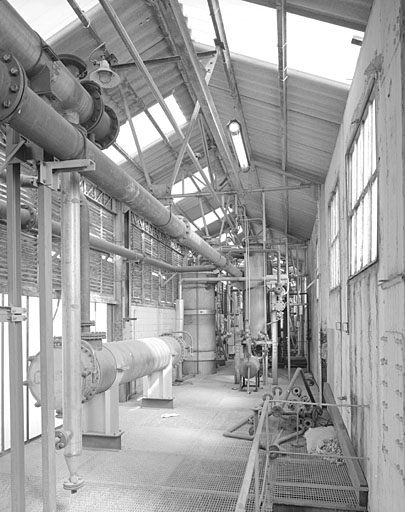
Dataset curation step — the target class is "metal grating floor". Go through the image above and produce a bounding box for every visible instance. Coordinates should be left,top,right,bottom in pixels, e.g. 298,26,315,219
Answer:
267,451,366,510
0,362,264,512
0,364,367,512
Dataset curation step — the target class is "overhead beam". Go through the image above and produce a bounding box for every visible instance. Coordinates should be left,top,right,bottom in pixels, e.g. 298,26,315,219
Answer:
242,0,371,32
276,0,289,235
207,0,261,188
158,0,246,196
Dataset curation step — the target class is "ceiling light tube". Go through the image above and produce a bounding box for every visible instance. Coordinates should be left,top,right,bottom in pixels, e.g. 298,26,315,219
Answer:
227,120,250,172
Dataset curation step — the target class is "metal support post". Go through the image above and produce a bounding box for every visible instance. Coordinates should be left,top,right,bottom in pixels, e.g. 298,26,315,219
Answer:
6,128,25,512
38,162,57,510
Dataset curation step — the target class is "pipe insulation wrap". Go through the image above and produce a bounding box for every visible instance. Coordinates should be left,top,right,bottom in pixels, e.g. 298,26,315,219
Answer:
28,336,183,407
104,337,173,385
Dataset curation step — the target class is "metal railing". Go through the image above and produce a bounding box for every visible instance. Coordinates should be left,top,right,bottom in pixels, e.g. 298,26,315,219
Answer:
235,388,369,511
235,397,271,511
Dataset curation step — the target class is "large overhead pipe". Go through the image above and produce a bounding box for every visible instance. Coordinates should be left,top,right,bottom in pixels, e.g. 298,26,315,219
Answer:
0,0,118,147
0,53,242,277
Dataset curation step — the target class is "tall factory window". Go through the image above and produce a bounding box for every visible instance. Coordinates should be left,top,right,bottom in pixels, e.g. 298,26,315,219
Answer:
329,187,340,288
348,98,377,275
129,214,184,306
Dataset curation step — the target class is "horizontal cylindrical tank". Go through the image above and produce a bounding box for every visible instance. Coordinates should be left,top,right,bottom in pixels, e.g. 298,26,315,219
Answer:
27,336,183,409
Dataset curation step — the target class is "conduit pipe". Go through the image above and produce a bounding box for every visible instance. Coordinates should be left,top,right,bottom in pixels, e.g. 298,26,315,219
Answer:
0,0,116,145
0,198,217,274
0,57,242,277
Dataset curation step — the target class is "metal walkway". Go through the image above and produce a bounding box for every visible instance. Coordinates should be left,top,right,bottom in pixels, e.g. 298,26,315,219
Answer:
0,362,264,512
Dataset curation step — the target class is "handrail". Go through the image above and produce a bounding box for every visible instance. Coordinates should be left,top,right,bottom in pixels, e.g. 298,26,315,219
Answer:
235,397,270,511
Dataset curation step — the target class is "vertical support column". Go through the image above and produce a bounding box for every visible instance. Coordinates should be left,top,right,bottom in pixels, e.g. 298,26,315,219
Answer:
61,171,83,490
6,129,25,512
38,162,57,510
285,239,291,381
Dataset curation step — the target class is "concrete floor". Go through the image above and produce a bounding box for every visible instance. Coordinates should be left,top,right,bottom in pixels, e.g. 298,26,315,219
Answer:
0,361,282,512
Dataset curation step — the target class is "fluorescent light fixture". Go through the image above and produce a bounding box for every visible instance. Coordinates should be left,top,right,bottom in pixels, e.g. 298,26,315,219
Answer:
228,120,250,172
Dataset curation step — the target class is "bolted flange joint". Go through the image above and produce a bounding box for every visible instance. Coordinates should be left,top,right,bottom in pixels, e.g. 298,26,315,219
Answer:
0,50,26,123
80,80,104,134
94,104,119,149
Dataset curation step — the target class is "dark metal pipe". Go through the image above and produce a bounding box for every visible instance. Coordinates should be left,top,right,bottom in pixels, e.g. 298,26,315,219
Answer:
0,0,114,142
0,59,241,276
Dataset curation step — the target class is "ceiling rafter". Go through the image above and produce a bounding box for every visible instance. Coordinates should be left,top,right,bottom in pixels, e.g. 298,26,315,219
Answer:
243,0,371,31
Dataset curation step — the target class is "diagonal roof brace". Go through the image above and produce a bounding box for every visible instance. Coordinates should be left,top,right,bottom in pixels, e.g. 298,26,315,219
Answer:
157,0,246,196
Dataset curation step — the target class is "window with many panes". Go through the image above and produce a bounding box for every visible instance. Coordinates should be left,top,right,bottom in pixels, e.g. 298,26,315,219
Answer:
329,187,340,288
348,98,378,275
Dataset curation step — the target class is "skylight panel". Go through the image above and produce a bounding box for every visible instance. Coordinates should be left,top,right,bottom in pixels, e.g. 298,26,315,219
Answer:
180,0,362,84
103,94,187,164
194,207,224,230
10,0,98,40
171,167,210,203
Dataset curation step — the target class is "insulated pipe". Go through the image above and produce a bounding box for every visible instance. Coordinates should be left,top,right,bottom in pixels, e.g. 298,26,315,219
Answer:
104,336,180,385
0,58,242,277
80,194,91,332
0,0,115,143
60,171,83,490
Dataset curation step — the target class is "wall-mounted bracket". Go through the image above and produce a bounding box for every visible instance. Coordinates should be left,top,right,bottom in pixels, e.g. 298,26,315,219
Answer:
38,158,96,190
0,305,27,323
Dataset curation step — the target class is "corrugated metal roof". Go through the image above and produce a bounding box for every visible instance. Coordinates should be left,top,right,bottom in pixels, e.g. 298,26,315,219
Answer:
47,0,355,242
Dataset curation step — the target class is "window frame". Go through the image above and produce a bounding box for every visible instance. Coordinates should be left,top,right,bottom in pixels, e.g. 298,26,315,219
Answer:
347,94,378,277
329,185,340,290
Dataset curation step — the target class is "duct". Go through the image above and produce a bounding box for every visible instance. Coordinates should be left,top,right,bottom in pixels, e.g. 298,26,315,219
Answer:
0,0,117,147
28,335,184,407
0,56,242,277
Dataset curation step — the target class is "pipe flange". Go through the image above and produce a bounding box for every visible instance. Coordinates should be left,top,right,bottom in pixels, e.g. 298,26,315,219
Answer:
0,51,26,123
80,80,104,133
21,203,37,230
59,54,88,79
179,216,190,242
96,104,119,149
175,336,187,366
80,339,100,402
